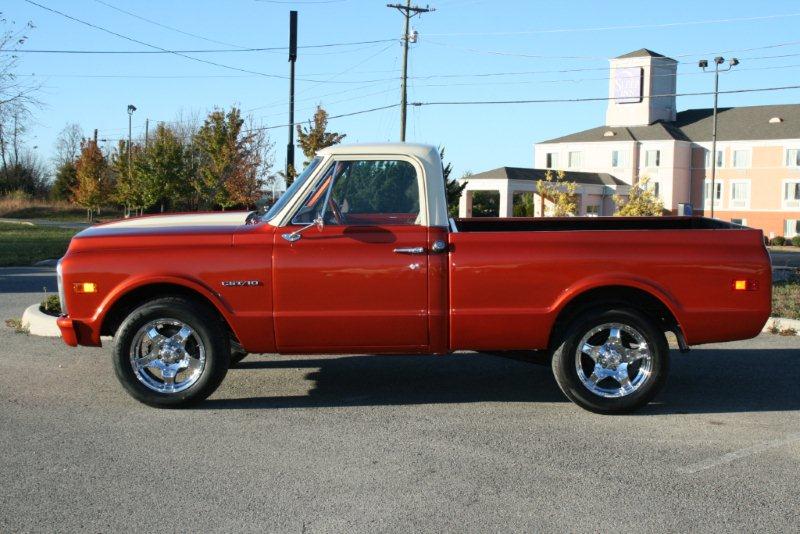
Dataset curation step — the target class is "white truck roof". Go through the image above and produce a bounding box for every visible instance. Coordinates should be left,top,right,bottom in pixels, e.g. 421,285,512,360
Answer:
273,143,448,228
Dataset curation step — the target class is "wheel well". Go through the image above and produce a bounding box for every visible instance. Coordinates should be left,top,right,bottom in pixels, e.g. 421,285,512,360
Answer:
549,286,684,350
100,283,231,338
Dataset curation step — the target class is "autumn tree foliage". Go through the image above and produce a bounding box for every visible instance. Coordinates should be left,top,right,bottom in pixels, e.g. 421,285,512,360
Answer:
73,139,110,220
614,176,664,216
537,169,578,216
191,107,272,210
292,106,345,186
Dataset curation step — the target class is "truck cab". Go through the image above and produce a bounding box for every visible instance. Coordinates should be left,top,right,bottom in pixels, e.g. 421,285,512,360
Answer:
260,143,451,354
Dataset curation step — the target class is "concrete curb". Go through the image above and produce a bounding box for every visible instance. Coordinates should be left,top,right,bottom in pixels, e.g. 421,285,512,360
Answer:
762,317,800,336
21,304,61,337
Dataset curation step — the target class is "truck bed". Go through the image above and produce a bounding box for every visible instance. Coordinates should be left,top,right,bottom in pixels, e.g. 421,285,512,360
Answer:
453,216,740,232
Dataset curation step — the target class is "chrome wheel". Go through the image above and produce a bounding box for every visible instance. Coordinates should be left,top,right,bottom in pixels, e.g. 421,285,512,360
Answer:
129,318,206,394
574,322,653,398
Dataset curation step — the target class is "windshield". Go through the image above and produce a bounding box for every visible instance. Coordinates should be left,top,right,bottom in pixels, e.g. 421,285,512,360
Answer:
261,157,322,223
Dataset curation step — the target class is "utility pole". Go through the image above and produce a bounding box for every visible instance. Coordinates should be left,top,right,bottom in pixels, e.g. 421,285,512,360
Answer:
387,1,433,142
286,10,298,179
145,118,149,149
699,56,738,219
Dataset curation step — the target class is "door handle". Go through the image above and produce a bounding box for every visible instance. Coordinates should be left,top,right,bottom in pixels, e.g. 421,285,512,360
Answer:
393,246,426,255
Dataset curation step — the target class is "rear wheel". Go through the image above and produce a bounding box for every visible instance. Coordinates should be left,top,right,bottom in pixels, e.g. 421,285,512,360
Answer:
112,297,230,407
551,308,669,414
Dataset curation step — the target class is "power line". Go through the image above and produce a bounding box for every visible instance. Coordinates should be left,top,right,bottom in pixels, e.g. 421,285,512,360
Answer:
409,84,800,107
425,12,800,37
95,83,800,142
19,55,800,86
256,0,347,3
23,0,295,80
0,39,395,54
92,0,249,49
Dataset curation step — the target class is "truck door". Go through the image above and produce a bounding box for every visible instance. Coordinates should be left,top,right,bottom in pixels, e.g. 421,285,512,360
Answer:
272,157,430,352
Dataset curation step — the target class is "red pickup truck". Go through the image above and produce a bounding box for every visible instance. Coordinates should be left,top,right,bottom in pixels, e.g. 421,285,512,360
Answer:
56,143,772,413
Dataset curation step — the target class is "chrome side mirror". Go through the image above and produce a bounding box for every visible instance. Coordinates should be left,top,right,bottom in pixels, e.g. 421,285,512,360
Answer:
282,214,324,243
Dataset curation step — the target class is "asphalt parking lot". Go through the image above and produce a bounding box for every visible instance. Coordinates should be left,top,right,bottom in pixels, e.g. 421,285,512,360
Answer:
1,268,798,532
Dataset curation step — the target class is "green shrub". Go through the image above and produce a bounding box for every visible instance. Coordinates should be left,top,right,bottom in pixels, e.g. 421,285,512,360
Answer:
792,236,800,247
771,236,786,246
40,294,61,316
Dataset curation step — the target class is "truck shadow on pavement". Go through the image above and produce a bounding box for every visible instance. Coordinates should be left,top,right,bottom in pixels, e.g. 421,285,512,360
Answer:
200,347,800,414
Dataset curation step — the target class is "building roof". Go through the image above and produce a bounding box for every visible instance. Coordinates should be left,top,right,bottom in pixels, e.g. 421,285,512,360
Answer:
675,104,800,141
539,103,800,144
466,167,627,186
615,48,671,60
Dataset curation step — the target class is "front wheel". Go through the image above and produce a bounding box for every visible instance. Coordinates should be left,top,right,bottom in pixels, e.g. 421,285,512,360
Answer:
551,308,669,414
112,297,230,407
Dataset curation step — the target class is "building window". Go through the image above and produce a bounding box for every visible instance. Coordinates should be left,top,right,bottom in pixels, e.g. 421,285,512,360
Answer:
704,180,722,207
787,149,800,167
650,181,660,198
585,205,600,217
785,219,800,238
645,150,660,167
704,149,724,168
730,180,750,209
784,180,800,209
611,150,628,168
731,218,747,226
733,149,750,168
568,151,581,168
545,152,559,169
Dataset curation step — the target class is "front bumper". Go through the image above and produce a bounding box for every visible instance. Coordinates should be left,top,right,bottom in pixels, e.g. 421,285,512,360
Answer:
56,316,78,346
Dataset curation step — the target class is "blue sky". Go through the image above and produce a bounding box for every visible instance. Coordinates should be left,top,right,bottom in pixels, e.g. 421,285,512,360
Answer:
6,0,800,185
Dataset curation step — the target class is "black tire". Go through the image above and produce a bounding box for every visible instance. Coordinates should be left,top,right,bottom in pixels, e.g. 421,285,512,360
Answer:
551,308,669,414
112,296,230,408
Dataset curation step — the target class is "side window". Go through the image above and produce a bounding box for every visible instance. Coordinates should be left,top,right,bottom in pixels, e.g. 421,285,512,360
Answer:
294,159,420,226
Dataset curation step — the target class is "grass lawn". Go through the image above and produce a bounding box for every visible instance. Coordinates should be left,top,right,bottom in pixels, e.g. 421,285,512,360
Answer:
0,205,123,223
0,222,79,267
773,282,800,320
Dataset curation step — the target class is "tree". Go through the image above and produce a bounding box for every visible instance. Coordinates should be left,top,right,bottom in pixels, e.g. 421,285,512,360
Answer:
537,169,578,216
53,123,83,167
440,147,466,217
294,106,344,185
111,140,146,216
513,192,535,217
193,108,244,210
51,160,77,201
0,151,49,197
1,14,40,170
192,107,270,210
73,139,109,221
613,176,664,216
138,123,186,212
224,118,273,209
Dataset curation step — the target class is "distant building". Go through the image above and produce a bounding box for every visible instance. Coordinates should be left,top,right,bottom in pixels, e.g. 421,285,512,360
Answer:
458,167,627,217
461,48,800,239
536,48,800,238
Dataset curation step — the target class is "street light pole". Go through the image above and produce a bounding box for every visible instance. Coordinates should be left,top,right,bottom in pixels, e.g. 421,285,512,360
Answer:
699,57,738,219
127,104,137,217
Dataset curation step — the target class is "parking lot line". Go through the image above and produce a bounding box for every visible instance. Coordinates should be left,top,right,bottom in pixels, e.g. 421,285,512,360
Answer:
679,432,800,474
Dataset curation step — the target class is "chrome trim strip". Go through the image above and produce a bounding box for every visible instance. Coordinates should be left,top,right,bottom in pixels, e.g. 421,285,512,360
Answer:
56,258,67,316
